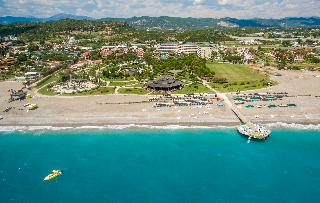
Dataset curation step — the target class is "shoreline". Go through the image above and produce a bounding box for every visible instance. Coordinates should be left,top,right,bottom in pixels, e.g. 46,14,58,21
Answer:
1,70,320,132
1,122,320,132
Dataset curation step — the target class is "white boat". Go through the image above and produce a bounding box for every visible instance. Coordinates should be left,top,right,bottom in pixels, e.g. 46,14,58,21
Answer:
238,123,271,140
0,116,3,120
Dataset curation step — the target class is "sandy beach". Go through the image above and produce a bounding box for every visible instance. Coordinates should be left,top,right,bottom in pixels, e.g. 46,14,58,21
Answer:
0,69,320,128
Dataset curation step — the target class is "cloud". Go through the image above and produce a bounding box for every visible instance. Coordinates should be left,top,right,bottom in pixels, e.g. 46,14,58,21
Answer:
218,0,243,5
193,0,204,5
0,0,319,18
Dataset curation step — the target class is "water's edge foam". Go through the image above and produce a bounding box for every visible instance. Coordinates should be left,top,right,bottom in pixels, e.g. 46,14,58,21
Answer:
266,122,320,130
0,122,319,132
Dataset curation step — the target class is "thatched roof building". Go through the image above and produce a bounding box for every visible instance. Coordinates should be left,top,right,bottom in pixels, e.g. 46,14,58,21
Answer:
146,76,182,91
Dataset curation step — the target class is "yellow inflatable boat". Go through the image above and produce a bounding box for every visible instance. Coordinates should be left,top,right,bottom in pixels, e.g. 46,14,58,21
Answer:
44,170,62,181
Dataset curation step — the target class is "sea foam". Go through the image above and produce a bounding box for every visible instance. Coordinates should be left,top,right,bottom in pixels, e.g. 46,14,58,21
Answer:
266,122,320,130
0,123,319,132
0,124,233,132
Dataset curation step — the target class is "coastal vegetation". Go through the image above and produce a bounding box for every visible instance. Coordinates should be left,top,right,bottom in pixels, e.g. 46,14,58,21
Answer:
1,18,319,95
207,62,272,92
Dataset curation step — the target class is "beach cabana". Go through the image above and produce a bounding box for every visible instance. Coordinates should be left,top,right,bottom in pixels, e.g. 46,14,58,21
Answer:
146,76,182,91
216,103,224,107
268,104,277,108
234,97,245,101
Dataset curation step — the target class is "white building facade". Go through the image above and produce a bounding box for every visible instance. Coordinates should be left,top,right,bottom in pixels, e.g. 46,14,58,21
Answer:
156,43,180,53
179,43,198,54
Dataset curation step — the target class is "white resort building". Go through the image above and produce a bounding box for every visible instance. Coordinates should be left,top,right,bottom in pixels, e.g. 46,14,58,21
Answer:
197,46,214,59
156,43,180,53
156,42,218,59
179,43,198,54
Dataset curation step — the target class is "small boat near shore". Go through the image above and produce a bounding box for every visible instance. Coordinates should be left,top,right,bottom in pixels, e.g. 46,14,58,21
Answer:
238,122,271,140
44,170,62,181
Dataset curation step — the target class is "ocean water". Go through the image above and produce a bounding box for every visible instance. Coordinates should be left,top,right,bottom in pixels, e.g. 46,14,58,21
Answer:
0,129,320,203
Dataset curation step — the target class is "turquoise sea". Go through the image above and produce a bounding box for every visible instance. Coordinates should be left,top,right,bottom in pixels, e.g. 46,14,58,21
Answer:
0,128,320,203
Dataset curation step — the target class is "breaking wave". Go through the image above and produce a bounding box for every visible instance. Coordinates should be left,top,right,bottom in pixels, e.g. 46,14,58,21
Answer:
0,123,319,132
266,122,320,130
0,124,234,132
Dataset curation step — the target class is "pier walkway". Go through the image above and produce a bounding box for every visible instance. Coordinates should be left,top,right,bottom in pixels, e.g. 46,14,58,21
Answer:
201,78,248,124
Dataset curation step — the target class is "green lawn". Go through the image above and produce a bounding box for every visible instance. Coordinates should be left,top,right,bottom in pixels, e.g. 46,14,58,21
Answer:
109,81,136,87
210,83,269,93
132,83,145,87
36,72,61,88
39,86,115,96
207,62,272,92
173,83,211,94
37,86,58,96
118,88,149,94
0,74,14,81
36,73,61,96
288,63,320,70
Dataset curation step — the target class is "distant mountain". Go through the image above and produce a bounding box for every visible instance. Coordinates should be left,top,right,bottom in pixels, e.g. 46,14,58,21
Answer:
100,16,218,30
100,16,320,29
1,15,320,29
0,16,45,24
49,13,93,21
0,13,93,24
217,20,239,28
222,17,320,27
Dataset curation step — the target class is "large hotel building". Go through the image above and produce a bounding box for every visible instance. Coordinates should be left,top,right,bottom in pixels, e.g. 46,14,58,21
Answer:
156,42,216,59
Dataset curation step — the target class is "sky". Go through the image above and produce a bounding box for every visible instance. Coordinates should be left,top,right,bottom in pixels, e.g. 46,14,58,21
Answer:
0,0,319,19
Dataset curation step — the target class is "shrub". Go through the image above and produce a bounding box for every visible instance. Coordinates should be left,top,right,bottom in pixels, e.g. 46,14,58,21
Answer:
212,77,228,84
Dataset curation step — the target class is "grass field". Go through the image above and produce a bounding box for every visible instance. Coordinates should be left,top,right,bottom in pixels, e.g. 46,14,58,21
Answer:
109,81,136,87
118,88,149,94
38,86,115,96
36,72,61,88
37,86,58,96
36,72,61,96
0,74,14,81
173,83,211,94
207,62,272,92
288,63,320,70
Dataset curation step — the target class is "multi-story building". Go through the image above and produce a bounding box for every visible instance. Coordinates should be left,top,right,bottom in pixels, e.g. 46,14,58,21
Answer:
179,43,198,54
156,43,180,53
197,46,213,59
156,42,219,59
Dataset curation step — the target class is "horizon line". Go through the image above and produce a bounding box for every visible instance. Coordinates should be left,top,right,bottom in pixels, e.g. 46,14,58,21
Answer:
1,14,320,20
